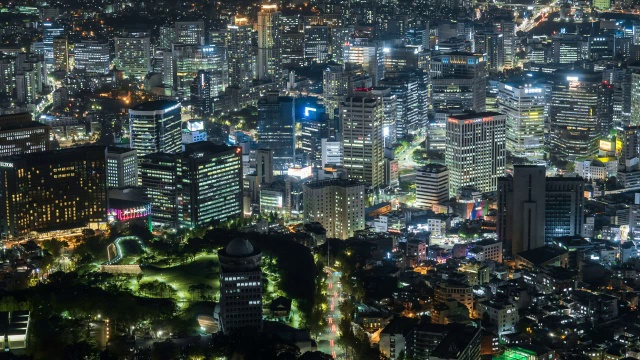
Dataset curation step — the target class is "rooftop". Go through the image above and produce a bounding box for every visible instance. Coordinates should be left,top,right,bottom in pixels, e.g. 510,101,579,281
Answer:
516,246,567,266
130,100,180,112
448,112,504,121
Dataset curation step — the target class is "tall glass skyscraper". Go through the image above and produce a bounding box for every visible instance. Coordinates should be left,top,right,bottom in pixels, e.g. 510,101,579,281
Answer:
257,93,295,173
128,100,182,157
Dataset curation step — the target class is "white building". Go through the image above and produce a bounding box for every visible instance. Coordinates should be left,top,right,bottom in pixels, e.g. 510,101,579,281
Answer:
416,164,449,210
575,158,617,180
303,179,365,240
476,301,518,336
106,147,138,188
321,138,342,167
129,100,182,156
73,41,110,74
468,239,503,263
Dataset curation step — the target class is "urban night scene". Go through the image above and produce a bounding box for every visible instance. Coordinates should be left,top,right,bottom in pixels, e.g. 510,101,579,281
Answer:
3,0,640,358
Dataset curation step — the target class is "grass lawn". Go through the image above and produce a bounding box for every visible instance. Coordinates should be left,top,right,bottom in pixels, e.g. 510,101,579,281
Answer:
141,254,220,301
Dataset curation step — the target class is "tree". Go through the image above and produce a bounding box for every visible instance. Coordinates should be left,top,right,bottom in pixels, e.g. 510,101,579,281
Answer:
42,238,69,257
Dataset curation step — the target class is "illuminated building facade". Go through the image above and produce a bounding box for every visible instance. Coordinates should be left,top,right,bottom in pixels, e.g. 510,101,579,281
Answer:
53,36,68,72
114,36,151,79
343,39,384,85
0,146,108,238
106,147,138,188
257,93,295,172
445,112,506,197
0,113,50,157
257,5,281,81
416,164,449,210
304,25,330,63
175,20,205,45
107,199,151,223
497,81,546,158
226,19,253,88
550,72,601,159
129,100,182,157
340,97,385,188
73,41,110,74
303,179,365,240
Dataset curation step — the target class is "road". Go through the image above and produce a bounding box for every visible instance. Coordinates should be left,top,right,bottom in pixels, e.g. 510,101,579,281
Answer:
317,268,344,359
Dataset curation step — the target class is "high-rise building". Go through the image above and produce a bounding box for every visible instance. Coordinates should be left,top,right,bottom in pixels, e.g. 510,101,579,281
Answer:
430,52,487,120
343,39,384,85
379,75,421,138
445,112,506,197
550,72,601,159
106,147,138,189
304,25,330,63
416,164,450,210
321,138,343,167
115,36,151,79
323,63,370,120
474,33,503,72
497,165,546,256
257,93,295,172
299,105,328,163
180,142,242,229
217,238,263,334
340,97,385,188
303,179,365,240
256,148,274,185
139,143,242,229
257,5,282,81
0,113,50,157
175,20,205,45
497,80,546,159
42,22,64,73
363,87,397,147
226,19,254,88
545,177,585,242
73,41,110,74
190,70,213,115
0,146,107,238
129,100,182,157
494,20,516,69
52,36,68,72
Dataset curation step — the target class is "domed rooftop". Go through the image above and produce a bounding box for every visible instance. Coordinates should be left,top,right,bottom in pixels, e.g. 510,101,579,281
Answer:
225,238,254,257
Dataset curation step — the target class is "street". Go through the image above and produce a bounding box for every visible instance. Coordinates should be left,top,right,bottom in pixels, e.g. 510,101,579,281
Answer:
317,268,344,359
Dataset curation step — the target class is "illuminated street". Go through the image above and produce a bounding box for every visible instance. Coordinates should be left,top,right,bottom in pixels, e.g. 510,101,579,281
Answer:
318,268,343,359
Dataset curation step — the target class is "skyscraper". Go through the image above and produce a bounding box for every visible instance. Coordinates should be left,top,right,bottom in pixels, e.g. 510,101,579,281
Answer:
445,112,506,197
114,36,151,79
174,20,205,45
73,41,110,74
416,164,450,210
304,25,330,63
106,147,138,189
340,97,385,188
497,165,546,256
53,36,69,72
217,238,263,334
190,70,213,115
430,52,487,120
226,18,254,88
256,148,274,185
0,146,107,238
550,72,601,159
343,39,385,85
323,63,369,120
545,177,585,242
257,5,281,81
497,80,546,159
129,100,182,157
303,179,365,240
257,93,295,172
0,113,50,157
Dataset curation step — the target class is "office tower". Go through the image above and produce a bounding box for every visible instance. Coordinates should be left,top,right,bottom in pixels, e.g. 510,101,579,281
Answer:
257,5,282,81
416,164,450,210
494,20,516,69
550,72,601,159
343,39,384,85
321,138,343,167
340,97,385,188
190,70,213,115
330,26,355,62
497,80,546,159
630,73,640,126
299,105,327,163
0,146,107,238
430,52,487,120
281,33,305,67
115,36,151,79
0,56,15,96
226,19,254,88
129,100,182,157
323,63,370,120
379,75,420,138
257,93,295,172
497,165,546,257
106,147,138,189
545,177,585,242
159,25,176,48
358,87,397,147
182,120,207,145
616,126,640,188
180,142,242,228
383,47,423,73
594,0,611,9
14,54,43,105
73,41,110,74
598,82,614,136
171,44,228,98
0,113,50,157
304,25,330,63
175,20,205,45
552,34,586,64
139,153,180,228
474,33,503,72
303,179,365,240
217,238,263,334
445,112,506,197
256,148,274,184
52,36,68,72
42,21,64,73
